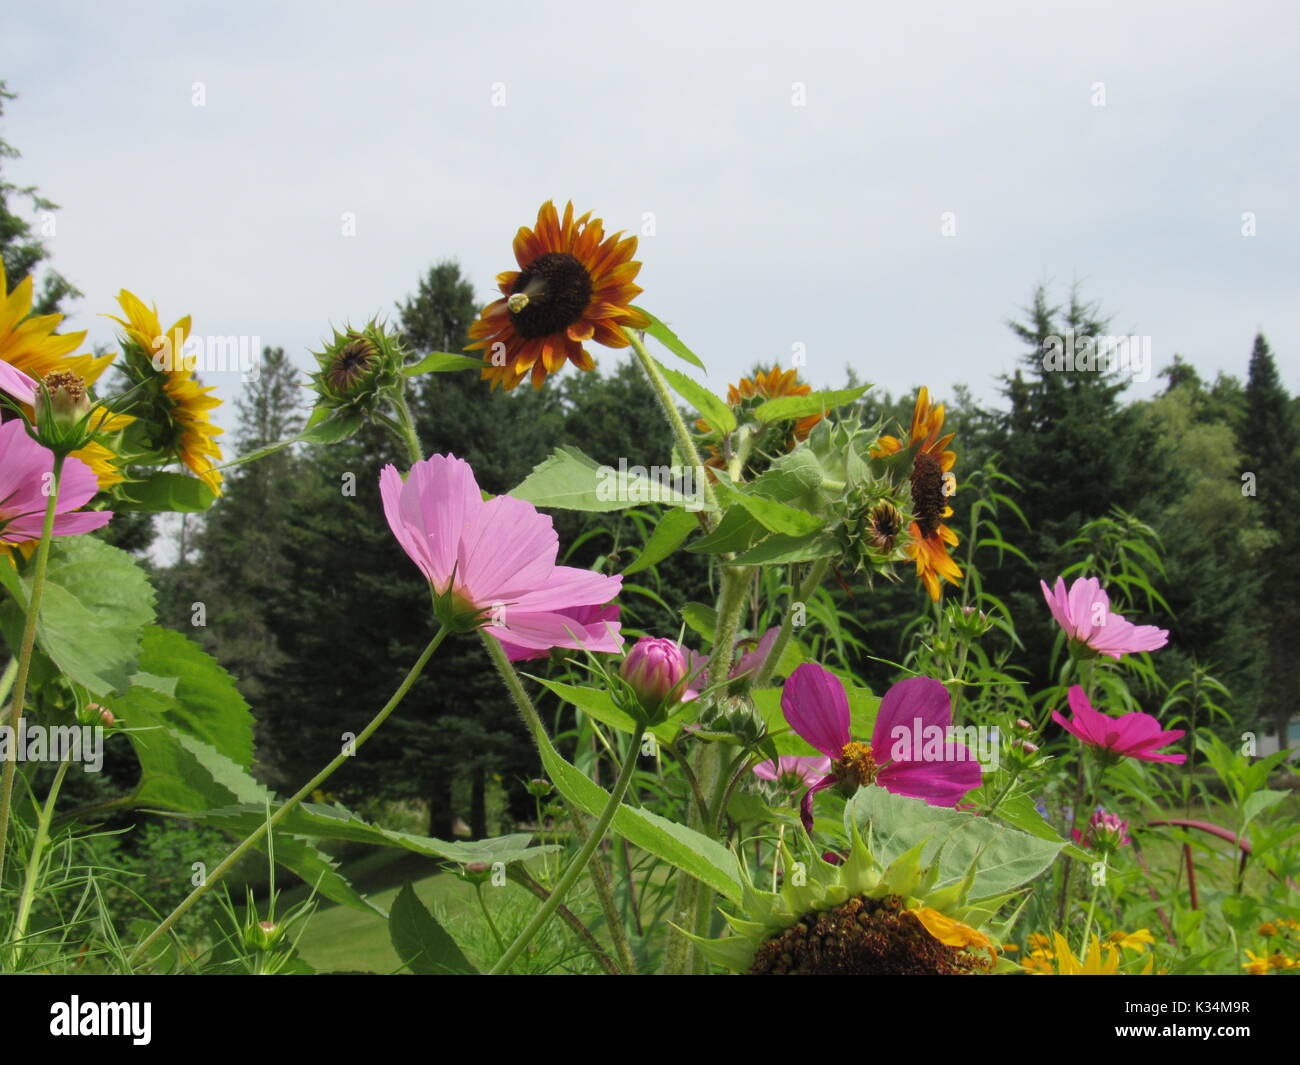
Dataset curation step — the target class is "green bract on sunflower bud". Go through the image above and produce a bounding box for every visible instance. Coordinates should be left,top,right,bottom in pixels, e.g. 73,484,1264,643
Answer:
310,321,406,416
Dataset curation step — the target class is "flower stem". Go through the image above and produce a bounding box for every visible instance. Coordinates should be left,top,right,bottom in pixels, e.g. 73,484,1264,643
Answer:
131,625,450,965
480,633,638,974
752,558,830,689
0,454,64,887
390,386,425,466
10,758,72,968
489,722,645,974
623,327,719,525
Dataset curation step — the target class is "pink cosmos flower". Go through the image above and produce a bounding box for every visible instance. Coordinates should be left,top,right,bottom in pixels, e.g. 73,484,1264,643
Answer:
380,453,622,654
498,603,621,662
1072,807,1131,850
0,420,111,544
1040,576,1168,659
0,362,37,405
752,755,833,791
781,663,983,833
682,626,782,691
1052,685,1186,764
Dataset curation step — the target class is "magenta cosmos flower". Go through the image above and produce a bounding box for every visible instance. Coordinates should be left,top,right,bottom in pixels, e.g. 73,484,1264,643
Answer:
1052,685,1186,764
0,420,111,545
1040,576,1168,659
781,663,983,832
380,453,622,654
498,603,621,662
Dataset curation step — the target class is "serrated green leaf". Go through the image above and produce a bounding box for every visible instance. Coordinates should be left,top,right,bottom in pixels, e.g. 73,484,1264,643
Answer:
0,537,155,696
656,359,735,434
510,445,703,512
402,351,484,375
634,307,707,371
623,507,698,575
753,385,870,424
712,477,820,536
729,531,839,565
113,471,215,514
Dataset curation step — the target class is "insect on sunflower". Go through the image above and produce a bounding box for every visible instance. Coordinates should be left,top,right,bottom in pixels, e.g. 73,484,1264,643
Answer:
467,201,649,390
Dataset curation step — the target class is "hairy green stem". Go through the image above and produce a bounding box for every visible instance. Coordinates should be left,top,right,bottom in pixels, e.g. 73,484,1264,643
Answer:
489,723,644,974
132,626,449,965
481,633,638,974
623,327,719,525
390,387,425,466
0,454,64,887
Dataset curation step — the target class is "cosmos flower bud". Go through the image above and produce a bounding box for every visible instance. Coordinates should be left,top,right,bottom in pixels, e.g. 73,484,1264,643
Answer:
243,919,283,951
618,637,691,724
43,371,92,428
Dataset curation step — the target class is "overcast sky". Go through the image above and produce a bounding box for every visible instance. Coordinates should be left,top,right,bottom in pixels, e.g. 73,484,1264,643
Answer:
2,0,1297,438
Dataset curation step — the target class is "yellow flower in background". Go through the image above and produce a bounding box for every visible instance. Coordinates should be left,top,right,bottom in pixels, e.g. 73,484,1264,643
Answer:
1023,932,1156,975
1242,950,1271,975
71,406,137,490
1107,929,1156,952
106,290,223,494
0,261,114,387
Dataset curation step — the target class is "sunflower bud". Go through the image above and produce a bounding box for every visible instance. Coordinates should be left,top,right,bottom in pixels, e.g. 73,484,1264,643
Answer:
309,321,407,415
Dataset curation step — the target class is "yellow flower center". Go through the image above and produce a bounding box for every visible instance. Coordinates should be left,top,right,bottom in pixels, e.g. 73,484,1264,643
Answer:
836,741,879,787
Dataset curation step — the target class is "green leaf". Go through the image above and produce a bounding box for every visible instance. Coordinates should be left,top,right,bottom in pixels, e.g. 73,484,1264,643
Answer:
729,530,840,565
510,445,704,512
680,602,717,642
220,407,364,469
845,787,1062,899
686,505,768,556
402,351,484,375
655,360,735,434
991,793,1090,862
1241,789,1289,825
712,477,820,536
389,884,479,975
135,626,253,768
116,689,375,914
0,537,155,696
533,677,682,744
633,307,707,371
623,507,698,575
753,385,870,424
523,714,742,902
112,471,216,513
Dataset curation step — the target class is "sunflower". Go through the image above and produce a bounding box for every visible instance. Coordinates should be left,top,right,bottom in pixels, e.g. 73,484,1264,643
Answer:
467,201,649,390
695,366,823,478
0,261,114,387
873,387,962,601
71,406,137,490
106,291,223,494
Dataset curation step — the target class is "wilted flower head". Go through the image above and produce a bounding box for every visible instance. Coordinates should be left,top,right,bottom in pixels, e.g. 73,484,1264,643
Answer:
380,453,622,653
1040,576,1168,659
1052,686,1185,764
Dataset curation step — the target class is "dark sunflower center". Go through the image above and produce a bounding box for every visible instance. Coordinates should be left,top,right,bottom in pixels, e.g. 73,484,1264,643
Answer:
910,451,945,538
509,253,593,339
329,337,378,392
747,895,993,976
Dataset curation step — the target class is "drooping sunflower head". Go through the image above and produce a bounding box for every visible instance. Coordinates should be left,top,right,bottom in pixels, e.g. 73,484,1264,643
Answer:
696,366,824,480
467,201,650,391
106,290,224,494
872,387,962,601
692,825,1008,975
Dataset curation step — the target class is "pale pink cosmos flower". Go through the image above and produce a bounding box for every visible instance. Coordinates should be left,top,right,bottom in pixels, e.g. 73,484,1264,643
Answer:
1052,685,1186,764
498,603,621,662
0,362,37,405
380,453,622,654
0,420,111,544
781,663,983,833
752,755,833,791
1040,575,1168,659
